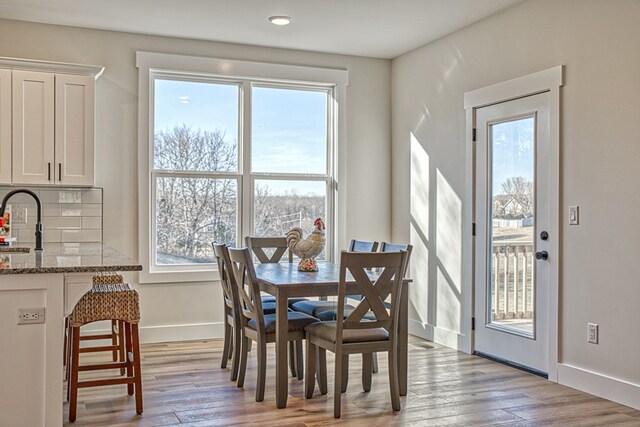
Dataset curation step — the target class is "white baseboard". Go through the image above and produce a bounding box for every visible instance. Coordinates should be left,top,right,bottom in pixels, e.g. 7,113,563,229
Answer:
409,318,470,353
80,322,225,344
139,322,225,343
409,318,433,341
558,363,640,410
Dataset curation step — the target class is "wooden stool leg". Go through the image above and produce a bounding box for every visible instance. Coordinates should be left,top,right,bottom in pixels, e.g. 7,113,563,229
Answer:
131,323,144,415
111,319,118,361
124,321,134,396
63,317,68,367
68,326,81,422
119,320,126,375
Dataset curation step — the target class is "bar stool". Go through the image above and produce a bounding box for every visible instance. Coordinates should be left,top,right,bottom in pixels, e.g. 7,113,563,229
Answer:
67,278,143,422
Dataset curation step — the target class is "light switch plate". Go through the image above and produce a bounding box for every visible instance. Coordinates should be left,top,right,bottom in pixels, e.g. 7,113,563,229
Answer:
569,206,579,225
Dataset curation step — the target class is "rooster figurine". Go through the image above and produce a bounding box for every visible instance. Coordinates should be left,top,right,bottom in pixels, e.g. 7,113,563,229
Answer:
286,217,325,272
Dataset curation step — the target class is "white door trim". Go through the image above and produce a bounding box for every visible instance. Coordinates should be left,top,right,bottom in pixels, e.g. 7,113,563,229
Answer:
464,66,563,382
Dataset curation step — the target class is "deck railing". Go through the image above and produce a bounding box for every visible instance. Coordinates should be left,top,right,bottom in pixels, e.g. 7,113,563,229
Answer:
491,241,534,320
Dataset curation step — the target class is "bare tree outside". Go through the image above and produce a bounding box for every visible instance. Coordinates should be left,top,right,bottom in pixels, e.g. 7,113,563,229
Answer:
154,126,326,264
155,126,237,264
499,176,533,219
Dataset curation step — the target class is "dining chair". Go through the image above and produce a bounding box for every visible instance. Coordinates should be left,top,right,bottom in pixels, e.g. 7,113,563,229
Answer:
212,242,242,382
227,247,318,403
245,236,308,378
291,239,378,318
304,250,407,418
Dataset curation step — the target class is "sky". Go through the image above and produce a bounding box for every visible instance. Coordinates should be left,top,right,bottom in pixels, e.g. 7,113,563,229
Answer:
154,78,328,196
490,116,535,195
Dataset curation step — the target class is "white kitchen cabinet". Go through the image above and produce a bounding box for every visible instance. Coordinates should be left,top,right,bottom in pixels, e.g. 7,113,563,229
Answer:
0,57,103,186
12,71,95,186
0,69,10,183
12,70,56,185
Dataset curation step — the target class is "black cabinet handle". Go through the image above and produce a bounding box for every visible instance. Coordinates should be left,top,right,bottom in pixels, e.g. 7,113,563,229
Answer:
58,163,62,181
535,251,548,260
47,163,51,181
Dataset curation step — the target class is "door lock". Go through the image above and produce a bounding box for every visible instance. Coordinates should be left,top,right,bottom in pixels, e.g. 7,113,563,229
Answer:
535,251,548,260
540,231,548,240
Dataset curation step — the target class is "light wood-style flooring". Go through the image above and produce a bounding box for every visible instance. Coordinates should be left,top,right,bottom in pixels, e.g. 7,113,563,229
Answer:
64,337,640,426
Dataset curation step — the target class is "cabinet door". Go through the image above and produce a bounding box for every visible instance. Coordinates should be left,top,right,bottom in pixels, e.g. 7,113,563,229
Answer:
0,69,10,184
55,74,95,186
12,70,55,185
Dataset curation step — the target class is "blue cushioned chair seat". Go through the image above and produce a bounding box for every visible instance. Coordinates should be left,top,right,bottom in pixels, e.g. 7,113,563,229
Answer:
291,300,355,317
315,307,377,321
248,311,317,334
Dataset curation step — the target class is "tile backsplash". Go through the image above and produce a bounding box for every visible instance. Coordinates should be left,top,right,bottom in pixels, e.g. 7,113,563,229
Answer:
0,187,102,244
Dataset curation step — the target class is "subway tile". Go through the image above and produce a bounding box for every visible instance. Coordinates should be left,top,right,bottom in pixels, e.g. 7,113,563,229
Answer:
43,230,62,243
17,229,35,243
81,188,103,204
44,217,82,230
43,204,62,217
61,229,102,243
61,204,82,216
81,217,102,230
59,190,82,203
39,190,63,203
81,204,102,217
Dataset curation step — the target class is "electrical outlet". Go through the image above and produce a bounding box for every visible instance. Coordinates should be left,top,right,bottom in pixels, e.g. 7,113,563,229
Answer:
17,308,45,324
587,322,598,344
13,208,27,224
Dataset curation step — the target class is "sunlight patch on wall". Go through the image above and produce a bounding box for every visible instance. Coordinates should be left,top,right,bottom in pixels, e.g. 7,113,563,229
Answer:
410,132,430,239
409,223,429,324
435,168,462,333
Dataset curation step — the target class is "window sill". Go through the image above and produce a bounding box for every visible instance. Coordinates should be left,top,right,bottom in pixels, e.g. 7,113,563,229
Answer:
139,265,220,284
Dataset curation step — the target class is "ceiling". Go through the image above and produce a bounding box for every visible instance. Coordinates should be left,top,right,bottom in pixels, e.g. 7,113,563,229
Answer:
0,0,525,59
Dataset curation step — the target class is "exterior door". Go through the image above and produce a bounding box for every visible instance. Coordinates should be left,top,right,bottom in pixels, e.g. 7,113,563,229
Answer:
474,91,551,374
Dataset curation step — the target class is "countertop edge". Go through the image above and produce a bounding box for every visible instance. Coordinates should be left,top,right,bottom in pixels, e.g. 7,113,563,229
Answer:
0,265,143,275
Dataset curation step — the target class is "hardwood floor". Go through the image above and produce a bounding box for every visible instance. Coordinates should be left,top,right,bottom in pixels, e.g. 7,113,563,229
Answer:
63,337,640,426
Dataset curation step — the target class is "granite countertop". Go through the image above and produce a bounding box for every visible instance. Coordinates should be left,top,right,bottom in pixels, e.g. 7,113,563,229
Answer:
0,243,142,275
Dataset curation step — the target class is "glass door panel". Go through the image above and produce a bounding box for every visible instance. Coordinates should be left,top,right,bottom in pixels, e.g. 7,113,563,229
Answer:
488,116,535,336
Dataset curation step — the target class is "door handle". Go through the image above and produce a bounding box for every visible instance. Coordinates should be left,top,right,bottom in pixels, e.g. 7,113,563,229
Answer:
535,251,548,260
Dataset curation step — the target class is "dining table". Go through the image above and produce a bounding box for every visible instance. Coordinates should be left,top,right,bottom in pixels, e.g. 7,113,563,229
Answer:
254,261,410,409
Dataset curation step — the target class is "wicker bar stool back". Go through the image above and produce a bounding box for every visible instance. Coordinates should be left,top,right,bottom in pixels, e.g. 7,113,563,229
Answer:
66,278,143,422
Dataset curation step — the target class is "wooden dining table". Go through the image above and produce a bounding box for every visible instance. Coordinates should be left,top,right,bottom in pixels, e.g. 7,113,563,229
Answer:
254,261,410,409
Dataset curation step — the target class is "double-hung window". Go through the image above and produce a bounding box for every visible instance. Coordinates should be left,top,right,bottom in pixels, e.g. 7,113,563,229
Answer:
138,52,346,283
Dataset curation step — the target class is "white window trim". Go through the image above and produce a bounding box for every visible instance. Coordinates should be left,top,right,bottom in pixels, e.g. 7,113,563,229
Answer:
136,51,348,284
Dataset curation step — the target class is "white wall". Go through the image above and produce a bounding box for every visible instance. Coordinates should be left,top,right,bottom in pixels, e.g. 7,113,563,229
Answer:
0,19,392,342
392,0,640,408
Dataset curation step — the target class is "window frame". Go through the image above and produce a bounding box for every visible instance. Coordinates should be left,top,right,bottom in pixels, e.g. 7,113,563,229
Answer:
137,52,348,283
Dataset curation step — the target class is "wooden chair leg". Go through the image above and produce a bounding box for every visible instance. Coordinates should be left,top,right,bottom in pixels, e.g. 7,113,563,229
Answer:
237,335,249,388
334,352,343,418
221,320,231,369
295,340,304,380
317,347,327,395
372,352,379,373
288,341,297,377
362,353,372,392
68,326,80,422
305,338,316,398
388,348,400,411
256,340,267,402
341,355,349,393
131,323,144,415
124,321,134,396
230,322,241,382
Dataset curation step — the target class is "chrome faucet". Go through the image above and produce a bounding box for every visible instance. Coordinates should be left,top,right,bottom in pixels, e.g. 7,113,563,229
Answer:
0,189,43,251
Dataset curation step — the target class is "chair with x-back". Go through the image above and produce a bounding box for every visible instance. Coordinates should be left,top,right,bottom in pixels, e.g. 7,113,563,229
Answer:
227,247,317,403
212,242,242,382
304,250,407,417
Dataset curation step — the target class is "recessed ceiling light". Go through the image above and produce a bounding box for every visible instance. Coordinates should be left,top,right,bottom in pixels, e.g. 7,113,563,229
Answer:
269,16,292,26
